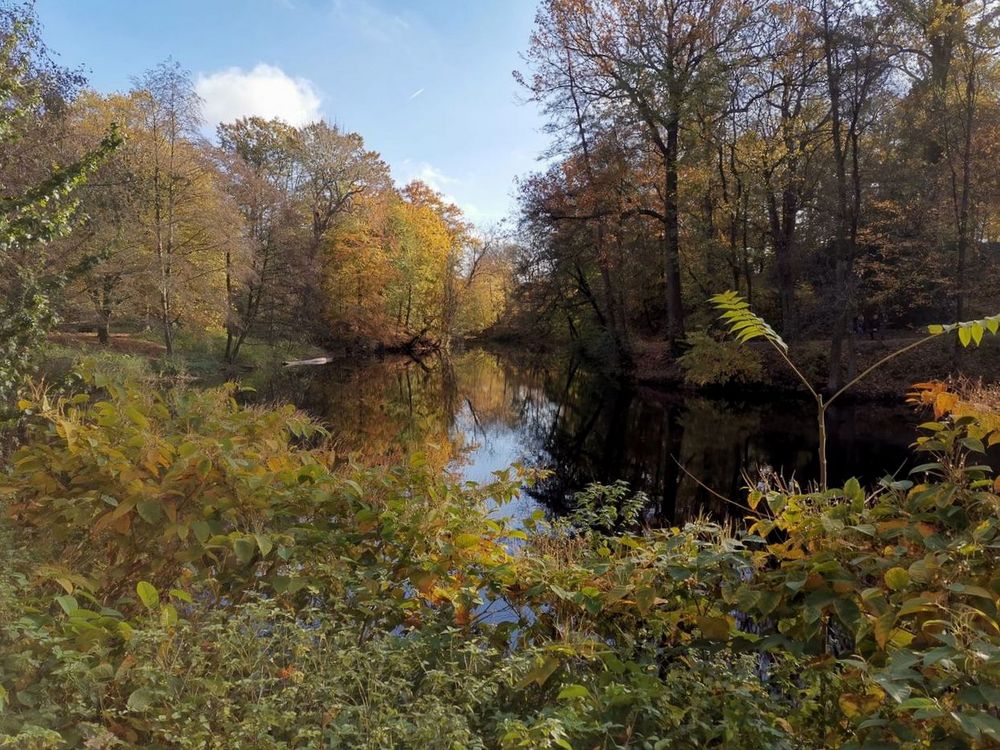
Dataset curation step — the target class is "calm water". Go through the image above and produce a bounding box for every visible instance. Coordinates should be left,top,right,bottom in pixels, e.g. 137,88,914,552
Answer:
252,347,953,523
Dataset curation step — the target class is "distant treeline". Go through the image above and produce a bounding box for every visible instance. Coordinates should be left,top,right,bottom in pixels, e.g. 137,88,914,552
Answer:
511,0,1000,387
0,1,515,370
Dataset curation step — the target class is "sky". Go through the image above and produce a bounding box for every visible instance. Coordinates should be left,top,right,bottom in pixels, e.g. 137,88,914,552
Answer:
34,0,551,226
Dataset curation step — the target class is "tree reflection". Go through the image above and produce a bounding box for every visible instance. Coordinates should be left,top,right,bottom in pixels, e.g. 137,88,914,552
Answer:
266,349,926,522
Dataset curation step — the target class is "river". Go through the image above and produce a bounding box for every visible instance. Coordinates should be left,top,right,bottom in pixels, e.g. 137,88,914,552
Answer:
251,347,953,524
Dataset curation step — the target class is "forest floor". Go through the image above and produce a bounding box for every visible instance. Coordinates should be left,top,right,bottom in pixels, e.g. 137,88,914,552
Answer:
634,332,1000,399
44,329,328,383
48,331,167,357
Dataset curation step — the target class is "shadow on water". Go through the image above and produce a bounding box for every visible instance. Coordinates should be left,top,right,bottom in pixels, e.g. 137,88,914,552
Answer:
253,347,994,524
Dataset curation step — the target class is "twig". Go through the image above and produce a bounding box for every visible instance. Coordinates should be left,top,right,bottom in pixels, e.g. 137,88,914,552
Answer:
670,454,763,518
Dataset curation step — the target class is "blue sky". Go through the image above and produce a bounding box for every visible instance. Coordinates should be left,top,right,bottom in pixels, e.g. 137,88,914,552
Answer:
35,0,550,225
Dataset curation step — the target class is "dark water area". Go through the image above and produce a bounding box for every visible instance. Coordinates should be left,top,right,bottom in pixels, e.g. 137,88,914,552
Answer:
252,347,994,524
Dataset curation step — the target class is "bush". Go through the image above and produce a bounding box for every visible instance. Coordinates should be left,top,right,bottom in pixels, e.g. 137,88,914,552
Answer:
678,330,763,387
1,366,998,748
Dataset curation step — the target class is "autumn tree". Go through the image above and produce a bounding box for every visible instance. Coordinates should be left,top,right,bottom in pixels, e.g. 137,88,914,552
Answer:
524,0,763,345
57,91,149,344
217,116,297,362
130,60,235,354
0,3,119,399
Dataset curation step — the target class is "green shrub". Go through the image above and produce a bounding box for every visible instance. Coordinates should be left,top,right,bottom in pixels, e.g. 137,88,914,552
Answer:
678,331,763,387
1,366,998,748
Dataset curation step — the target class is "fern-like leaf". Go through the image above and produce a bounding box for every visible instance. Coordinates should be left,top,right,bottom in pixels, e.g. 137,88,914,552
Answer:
710,291,788,353
927,314,1000,348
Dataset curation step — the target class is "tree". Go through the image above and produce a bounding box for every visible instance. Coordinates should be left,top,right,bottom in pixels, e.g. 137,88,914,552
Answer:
0,3,119,401
217,116,297,362
819,0,893,389
132,60,230,355
57,91,149,344
525,0,760,345
293,122,389,332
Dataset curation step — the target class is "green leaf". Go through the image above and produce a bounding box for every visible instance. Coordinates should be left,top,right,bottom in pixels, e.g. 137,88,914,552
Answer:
517,656,560,688
55,595,78,615
136,499,161,523
233,537,256,564
127,687,156,712
948,583,994,599
959,326,972,347
192,520,210,544
843,477,864,505
136,581,159,610
884,567,910,591
254,533,274,557
124,405,149,429
710,292,788,353
453,533,479,549
557,684,590,701
898,697,940,712
159,603,178,627
696,615,731,640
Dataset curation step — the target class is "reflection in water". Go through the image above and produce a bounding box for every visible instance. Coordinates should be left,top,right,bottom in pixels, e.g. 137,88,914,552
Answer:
258,348,947,523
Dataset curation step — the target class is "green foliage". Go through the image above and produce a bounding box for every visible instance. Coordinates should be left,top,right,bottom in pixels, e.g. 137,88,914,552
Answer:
709,291,788,353
678,330,764,387
927,314,1000,347
0,6,121,407
561,479,648,536
1,366,998,747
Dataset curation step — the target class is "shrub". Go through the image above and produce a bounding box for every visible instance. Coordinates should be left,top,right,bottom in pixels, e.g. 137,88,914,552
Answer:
1,365,998,748
678,330,763,387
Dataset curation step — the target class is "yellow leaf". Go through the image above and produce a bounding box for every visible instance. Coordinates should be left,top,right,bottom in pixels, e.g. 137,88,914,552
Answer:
696,615,731,641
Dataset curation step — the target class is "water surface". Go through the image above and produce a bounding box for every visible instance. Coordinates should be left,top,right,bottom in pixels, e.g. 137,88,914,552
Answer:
254,347,951,523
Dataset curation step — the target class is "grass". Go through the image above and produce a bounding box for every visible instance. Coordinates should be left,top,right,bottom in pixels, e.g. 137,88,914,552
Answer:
42,327,328,388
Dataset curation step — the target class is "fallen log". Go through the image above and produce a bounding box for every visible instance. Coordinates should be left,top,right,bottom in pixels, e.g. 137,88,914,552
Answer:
282,356,335,367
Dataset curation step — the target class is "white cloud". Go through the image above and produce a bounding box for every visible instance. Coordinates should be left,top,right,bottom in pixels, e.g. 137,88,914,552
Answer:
408,88,425,101
397,160,499,224
400,160,459,194
195,63,322,130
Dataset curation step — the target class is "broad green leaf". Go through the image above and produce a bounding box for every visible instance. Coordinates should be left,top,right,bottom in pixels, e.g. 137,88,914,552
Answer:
159,603,178,627
557,684,590,701
884,567,910,591
192,520,210,544
517,656,560,688
254,533,274,557
843,477,864,505
136,499,161,523
233,537,256,564
696,615,730,640
124,405,149,429
127,687,156,712
136,581,159,610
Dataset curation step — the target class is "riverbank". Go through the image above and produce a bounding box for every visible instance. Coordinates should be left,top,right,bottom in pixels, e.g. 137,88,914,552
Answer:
48,324,1000,405
629,334,1000,400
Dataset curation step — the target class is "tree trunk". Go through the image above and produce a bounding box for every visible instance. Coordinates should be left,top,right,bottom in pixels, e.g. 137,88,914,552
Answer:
767,185,798,339
664,115,685,345
823,0,853,393
955,64,975,324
